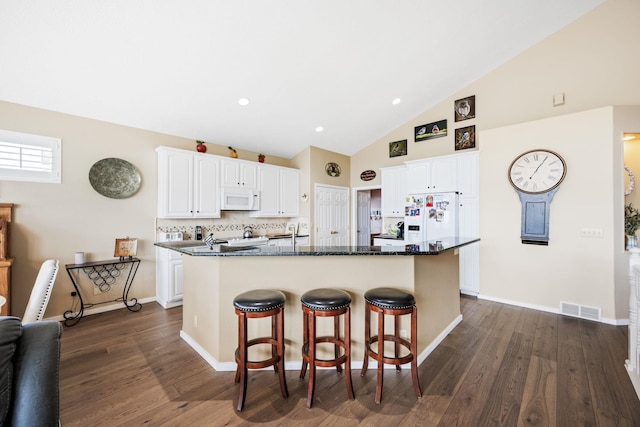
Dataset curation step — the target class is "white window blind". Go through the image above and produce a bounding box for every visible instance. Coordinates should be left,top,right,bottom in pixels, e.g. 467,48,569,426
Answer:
0,129,61,183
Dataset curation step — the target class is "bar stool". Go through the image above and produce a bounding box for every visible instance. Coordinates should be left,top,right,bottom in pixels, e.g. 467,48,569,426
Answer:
299,288,355,408
233,289,288,411
361,287,421,404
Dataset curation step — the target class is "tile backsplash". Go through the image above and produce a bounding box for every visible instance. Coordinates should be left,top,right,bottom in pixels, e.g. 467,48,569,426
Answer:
156,211,309,241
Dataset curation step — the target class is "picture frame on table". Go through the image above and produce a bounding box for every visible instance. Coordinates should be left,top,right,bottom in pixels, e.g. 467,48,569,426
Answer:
114,238,137,260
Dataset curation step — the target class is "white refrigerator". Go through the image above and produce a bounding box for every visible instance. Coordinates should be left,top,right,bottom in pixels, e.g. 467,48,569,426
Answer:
404,192,459,244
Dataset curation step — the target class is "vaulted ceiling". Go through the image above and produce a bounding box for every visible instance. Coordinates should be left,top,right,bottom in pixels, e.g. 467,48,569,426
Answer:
0,0,604,158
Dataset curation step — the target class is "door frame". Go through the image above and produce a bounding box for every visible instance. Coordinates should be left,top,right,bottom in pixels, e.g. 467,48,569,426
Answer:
351,185,381,246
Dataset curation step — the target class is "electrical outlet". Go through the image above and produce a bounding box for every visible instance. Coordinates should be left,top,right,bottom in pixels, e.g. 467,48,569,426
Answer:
194,315,198,328
580,228,604,238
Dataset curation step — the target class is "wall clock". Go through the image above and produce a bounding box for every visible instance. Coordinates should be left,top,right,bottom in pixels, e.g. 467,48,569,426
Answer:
508,149,567,245
326,162,341,177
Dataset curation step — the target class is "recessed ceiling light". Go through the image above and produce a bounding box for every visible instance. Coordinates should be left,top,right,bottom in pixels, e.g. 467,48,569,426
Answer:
315,126,324,133
238,98,250,106
392,98,401,105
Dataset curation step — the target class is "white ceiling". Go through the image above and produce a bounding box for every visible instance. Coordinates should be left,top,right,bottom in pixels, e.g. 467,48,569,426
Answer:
0,0,604,158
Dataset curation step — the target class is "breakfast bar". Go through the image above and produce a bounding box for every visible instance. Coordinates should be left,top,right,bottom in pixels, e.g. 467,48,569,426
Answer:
155,237,479,371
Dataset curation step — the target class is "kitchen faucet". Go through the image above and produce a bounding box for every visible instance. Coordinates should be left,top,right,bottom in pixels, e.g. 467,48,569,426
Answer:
205,233,216,249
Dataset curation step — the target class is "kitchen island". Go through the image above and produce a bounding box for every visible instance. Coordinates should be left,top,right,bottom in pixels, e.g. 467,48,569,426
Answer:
155,237,479,371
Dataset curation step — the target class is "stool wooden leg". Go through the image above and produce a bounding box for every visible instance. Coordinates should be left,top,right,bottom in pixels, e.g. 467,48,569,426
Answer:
344,307,355,400
236,311,248,411
306,312,317,408
375,308,384,405
277,308,289,398
410,306,421,398
299,309,309,379
394,313,401,371
361,304,371,376
334,315,342,373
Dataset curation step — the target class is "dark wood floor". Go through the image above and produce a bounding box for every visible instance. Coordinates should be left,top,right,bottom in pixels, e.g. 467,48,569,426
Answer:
59,296,640,426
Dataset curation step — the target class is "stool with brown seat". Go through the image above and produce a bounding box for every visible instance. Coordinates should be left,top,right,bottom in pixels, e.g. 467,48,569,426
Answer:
361,287,421,404
299,288,355,408
233,289,288,411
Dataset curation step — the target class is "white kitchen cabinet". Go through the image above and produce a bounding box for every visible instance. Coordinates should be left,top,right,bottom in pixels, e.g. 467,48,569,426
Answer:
456,151,479,198
156,147,220,218
156,232,185,308
405,156,457,194
380,166,406,217
456,151,479,296
156,249,184,308
267,236,309,247
251,164,299,217
220,159,259,190
373,238,405,246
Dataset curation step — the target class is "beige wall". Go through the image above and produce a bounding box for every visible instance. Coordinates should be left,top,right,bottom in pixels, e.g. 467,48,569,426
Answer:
351,0,640,183
0,101,291,319
350,0,640,322
3,0,640,323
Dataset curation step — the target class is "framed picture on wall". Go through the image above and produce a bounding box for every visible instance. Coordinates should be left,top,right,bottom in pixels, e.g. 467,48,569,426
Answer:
389,139,407,157
415,119,447,142
454,95,476,122
454,125,476,150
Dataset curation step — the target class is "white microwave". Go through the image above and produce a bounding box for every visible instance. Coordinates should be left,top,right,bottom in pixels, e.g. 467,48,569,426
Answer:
220,188,260,211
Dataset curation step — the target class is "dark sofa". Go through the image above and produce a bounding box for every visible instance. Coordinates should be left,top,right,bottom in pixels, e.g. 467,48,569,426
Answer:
0,316,62,427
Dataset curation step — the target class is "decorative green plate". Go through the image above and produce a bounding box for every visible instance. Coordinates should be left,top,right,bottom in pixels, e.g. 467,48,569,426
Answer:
89,158,141,199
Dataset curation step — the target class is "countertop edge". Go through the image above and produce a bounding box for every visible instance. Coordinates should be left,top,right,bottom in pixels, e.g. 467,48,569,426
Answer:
155,237,480,257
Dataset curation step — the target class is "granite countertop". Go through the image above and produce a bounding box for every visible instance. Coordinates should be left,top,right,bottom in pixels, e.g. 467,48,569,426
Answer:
155,236,479,257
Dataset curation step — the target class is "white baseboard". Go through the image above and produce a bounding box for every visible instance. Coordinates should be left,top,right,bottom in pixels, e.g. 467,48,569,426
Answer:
180,313,464,373
477,293,628,326
625,359,640,400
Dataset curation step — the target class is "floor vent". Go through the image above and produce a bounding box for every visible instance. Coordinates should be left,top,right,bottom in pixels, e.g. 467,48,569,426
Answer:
560,301,601,322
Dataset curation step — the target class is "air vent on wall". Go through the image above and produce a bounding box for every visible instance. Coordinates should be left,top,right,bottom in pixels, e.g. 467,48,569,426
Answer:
560,301,601,322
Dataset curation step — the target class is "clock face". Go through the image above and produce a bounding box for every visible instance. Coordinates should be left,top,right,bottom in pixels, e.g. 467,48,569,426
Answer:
508,149,566,194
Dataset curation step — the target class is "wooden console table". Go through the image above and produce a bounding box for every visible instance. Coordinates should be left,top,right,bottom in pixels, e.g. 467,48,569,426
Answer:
64,258,141,326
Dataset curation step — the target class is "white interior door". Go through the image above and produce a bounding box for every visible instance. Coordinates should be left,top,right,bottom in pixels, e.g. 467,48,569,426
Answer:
315,185,349,246
356,191,371,246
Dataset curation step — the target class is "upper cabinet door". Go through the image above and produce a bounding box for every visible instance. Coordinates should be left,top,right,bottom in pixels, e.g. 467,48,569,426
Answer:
429,157,457,192
193,155,220,218
220,160,259,190
381,166,406,216
406,156,457,194
158,149,193,218
279,168,299,217
251,166,300,217
405,162,430,195
457,152,479,198
157,147,220,219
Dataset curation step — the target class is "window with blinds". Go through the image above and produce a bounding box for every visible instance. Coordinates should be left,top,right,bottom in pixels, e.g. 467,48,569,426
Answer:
0,129,61,183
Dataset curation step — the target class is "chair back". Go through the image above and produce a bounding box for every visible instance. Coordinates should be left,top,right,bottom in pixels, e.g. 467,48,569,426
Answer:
22,259,59,324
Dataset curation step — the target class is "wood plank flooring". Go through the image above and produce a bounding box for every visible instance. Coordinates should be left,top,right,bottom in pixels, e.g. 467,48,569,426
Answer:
59,296,640,426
